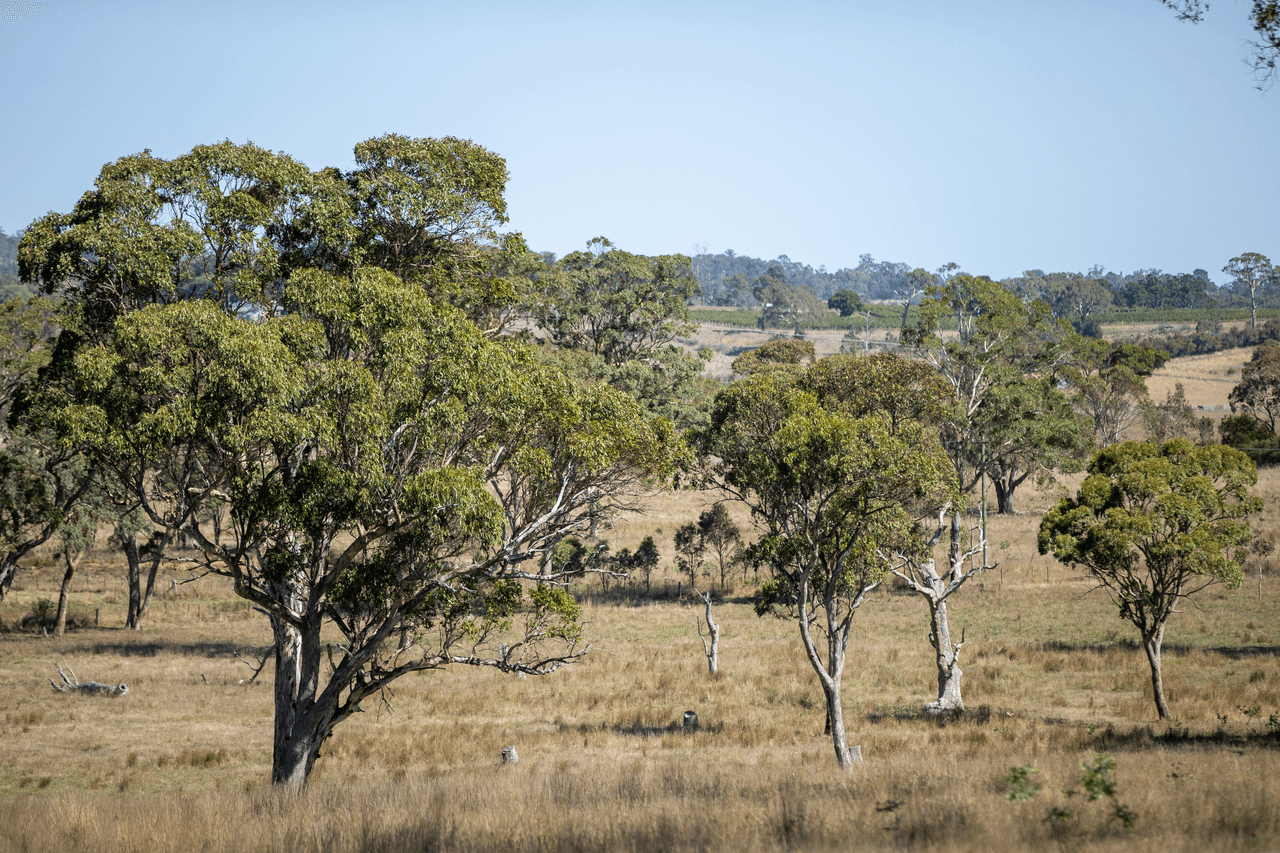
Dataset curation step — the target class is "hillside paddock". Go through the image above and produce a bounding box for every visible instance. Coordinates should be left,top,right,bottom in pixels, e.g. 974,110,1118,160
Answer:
2,477,1279,852
1,346,1278,853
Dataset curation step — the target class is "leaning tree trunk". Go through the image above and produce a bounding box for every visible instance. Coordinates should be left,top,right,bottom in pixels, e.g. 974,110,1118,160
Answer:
0,556,18,603
52,550,78,637
798,597,863,771
1143,623,1171,720
53,545,85,638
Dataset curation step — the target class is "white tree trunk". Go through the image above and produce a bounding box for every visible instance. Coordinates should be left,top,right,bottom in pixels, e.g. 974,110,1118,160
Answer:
695,587,719,675
890,509,984,714
53,547,83,638
268,574,333,791
926,596,964,713
797,586,868,771
1144,622,1171,720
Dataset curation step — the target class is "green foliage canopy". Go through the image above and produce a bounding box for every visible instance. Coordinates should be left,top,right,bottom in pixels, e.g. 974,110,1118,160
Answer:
18,137,684,790
905,273,1083,514
1038,439,1260,719
530,237,710,429
696,352,956,768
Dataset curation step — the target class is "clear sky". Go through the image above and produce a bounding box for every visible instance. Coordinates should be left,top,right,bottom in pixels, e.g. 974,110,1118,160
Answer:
1,1,1275,284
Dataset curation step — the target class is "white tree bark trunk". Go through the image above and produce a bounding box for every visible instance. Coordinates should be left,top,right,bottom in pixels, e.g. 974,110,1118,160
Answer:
926,596,964,713
890,509,984,714
695,588,719,675
269,573,331,791
797,589,865,771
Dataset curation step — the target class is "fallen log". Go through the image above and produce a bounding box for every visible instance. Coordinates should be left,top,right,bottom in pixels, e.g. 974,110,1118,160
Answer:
48,663,129,697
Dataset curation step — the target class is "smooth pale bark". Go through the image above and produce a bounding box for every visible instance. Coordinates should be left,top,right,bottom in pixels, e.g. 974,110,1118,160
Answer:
927,597,964,712
1144,624,1171,720
797,583,870,771
0,559,16,602
891,509,985,714
53,567,73,636
694,587,719,675
269,577,317,791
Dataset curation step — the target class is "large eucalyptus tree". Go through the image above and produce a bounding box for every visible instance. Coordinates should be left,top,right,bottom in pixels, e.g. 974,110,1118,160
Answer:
904,273,1084,517
20,137,681,789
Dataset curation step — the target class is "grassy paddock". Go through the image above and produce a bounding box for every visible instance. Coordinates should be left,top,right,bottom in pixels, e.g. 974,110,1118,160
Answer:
1,470,1279,851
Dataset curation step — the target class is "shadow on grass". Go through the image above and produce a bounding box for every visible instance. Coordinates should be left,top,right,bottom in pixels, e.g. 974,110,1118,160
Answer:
1071,723,1280,752
866,702,1280,752
0,618,255,659
559,719,726,738
570,585,760,609
865,704,999,727
1037,639,1280,659
85,639,248,658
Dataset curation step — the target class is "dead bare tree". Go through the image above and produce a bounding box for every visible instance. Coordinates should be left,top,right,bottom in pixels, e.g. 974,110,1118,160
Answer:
692,585,720,675
235,645,275,684
884,506,990,713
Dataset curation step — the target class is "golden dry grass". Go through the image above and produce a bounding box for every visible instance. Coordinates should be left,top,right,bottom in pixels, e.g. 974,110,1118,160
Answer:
0,352,1272,851
2,467,1279,852
689,319,1257,420
1145,347,1253,411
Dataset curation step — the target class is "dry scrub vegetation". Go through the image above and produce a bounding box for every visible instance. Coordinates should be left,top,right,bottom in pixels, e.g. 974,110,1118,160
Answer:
1,350,1279,852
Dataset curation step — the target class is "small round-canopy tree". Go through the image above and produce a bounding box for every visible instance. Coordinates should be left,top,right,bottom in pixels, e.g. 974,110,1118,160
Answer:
827,289,864,317
695,352,956,769
1038,439,1261,720
730,338,815,378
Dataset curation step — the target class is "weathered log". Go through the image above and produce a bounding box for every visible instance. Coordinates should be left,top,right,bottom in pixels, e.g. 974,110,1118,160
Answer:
48,663,128,697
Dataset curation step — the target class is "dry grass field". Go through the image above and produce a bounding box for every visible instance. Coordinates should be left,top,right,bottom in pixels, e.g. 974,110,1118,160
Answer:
1145,347,1253,411
1,349,1278,853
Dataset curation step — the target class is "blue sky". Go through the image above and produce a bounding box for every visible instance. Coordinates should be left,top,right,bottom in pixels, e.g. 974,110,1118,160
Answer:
1,1,1275,284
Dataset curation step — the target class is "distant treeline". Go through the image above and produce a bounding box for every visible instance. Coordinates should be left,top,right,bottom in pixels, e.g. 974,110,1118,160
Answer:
691,250,1280,340
8,226,1277,334
1130,314,1280,359
690,304,912,330
0,228,31,300
692,251,918,305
